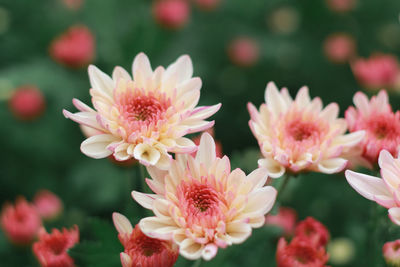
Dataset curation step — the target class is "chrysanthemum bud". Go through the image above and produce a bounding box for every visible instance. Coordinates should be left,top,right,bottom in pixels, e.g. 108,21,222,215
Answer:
152,0,190,30
33,225,79,267
50,25,95,68
1,197,42,245
383,240,400,267
33,190,63,221
323,33,356,64
9,85,45,121
295,217,330,248
228,37,259,67
276,237,329,267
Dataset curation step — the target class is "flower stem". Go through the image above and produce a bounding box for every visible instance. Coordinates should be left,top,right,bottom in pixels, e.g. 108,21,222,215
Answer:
277,174,291,202
139,164,148,192
191,259,202,267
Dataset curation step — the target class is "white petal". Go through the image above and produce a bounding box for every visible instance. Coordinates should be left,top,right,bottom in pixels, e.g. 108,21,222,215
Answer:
165,55,193,84
63,110,104,132
378,150,394,169
133,144,161,166
246,186,277,216
112,212,133,235
258,158,285,178
317,158,347,174
202,244,218,261
195,133,216,169
88,65,114,98
265,82,287,115
333,131,365,148
353,91,370,115
72,98,94,112
131,191,161,210
179,238,203,260
114,143,131,161
186,104,222,122
295,86,311,109
389,207,400,225
247,167,269,190
120,252,132,267
80,134,119,159
112,66,131,81
139,217,177,240
154,152,172,170
132,52,153,85
176,77,202,98
169,137,197,153
226,222,252,244
320,103,339,122
345,170,391,201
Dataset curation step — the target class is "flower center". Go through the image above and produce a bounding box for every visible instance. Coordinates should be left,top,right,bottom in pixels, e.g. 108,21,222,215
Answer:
286,120,320,142
185,183,220,213
119,94,166,124
293,246,315,264
136,236,163,257
47,237,68,255
367,115,400,140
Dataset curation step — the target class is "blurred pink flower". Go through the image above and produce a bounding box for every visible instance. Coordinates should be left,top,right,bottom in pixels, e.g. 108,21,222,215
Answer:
345,150,400,226
33,190,63,220
383,239,400,267
33,225,79,267
248,82,364,178
132,133,277,260
295,217,330,248
265,207,297,237
194,0,221,11
276,237,329,267
323,33,356,64
228,37,260,67
9,85,45,121
50,25,95,68
61,0,83,10
152,0,190,30
345,90,400,166
1,197,42,245
351,54,400,91
326,0,357,13
113,213,179,267
63,53,220,170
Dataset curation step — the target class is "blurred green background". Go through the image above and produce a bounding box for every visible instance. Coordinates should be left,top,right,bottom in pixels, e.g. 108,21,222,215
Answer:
1,0,400,266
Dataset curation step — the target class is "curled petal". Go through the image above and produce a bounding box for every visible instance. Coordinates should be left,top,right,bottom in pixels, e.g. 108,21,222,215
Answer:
80,134,119,158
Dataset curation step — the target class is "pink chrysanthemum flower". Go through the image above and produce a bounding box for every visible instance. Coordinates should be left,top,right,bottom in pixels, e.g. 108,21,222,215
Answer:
63,53,220,169
345,150,400,226
132,133,277,260
351,54,400,91
345,90,400,166
247,82,364,178
383,239,400,267
32,225,79,267
113,213,179,267
276,237,329,267
1,197,42,245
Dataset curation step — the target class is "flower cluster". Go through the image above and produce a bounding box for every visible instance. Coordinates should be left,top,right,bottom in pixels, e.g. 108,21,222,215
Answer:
60,52,400,266
276,217,330,267
1,190,62,245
